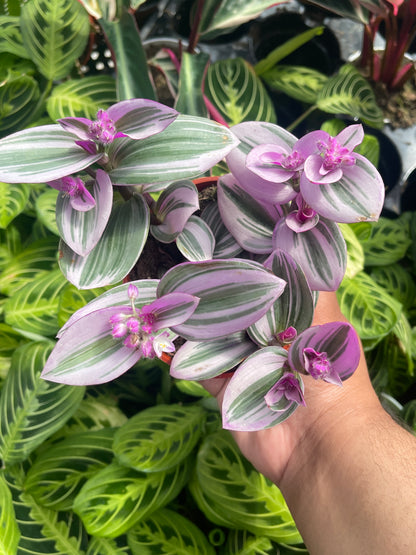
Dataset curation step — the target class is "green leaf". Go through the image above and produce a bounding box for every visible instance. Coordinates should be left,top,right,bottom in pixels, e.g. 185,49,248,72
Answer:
59,194,149,289
0,182,30,228
127,507,215,555
0,342,85,466
4,269,68,338
5,465,88,555
47,76,117,120
339,223,365,279
176,51,209,117
337,272,402,341
355,133,380,167
0,15,28,57
24,428,116,511
222,529,274,555
57,282,111,328
0,235,58,295
262,65,327,104
113,404,206,473
370,263,416,311
0,471,20,555
99,9,156,101
316,64,384,128
35,187,60,235
190,430,302,544
205,58,276,126
73,458,190,538
303,0,370,23
0,323,26,380
353,216,412,266
86,535,131,555
20,0,90,80
0,71,40,136
108,114,239,187
176,215,215,261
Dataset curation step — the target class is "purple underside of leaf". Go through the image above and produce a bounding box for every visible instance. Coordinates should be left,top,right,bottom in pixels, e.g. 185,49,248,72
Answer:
222,346,300,431
42,306,142,386
58,118,92,140
149,292,200,331
300,154,385,223
288,321,360,381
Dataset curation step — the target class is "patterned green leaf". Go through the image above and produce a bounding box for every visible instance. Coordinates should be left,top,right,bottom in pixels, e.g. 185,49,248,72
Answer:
73,458,190,538
0,342,85,466
127,507,215,555
5,465,88,555
86,535,131,555
35,187,59,235
176,51,209,117
316,64,384,128
0,235,58,295
0,72,40,136
337,272,402,341
4,269,68,337
0,323,26,379
0,182,30,228
47,76,117,120
205,58,276,126
371,263,416,311
20,0,90,80
191,430,302,544
59,194,149,289
222,529,274,555
24,428,116,511
0,15,28,57
57,282,111,329
108,114,239,188
176,215,215,261
0,470,20,555
262,65,327,104
353,216,412,266
113,404,205,473
339,223,365,279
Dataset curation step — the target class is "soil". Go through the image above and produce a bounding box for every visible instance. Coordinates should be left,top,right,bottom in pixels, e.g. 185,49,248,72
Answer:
373,73,416,129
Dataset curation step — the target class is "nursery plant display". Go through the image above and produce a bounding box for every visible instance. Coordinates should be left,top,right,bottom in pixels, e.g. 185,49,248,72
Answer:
0,0,415,553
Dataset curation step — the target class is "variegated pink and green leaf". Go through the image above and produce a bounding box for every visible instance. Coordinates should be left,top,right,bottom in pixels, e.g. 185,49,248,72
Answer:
150,180,199,243
176,215,215,261
200,202,242,258
55,169,113,256
157,259,286,340
59,194,149,289
272,217,347,291
170,332,257,380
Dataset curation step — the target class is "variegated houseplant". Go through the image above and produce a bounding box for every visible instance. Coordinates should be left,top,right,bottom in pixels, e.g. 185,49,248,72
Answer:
0,0,414,554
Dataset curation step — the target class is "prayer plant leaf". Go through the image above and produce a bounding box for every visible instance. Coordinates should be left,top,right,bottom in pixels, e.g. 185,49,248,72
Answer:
0,471,20,555
24,428,116,512
59,194,150,289
58,279,158,337
127,507,215,555
20,0,90,81
337,272,402,341
55,170,113,256
176,51,210,118
47,76,117,120
316,64,384,129
5,465,88,555
108,115,239,186
370,263,416,311
150,180,199,243
304,0,370,23
200,201,242,258
222,529,274,555
272,217,347,291
86,536,131,555
176,215,216,261
217,174,276,253
338,222,365,279
0,15,28,58
170,331,257,380
0,125,102,183
0,235,59,295
0,72,40,136
0,182,30,228
73,458,191,538
0,342,85,466
222,346,296,431
205,57,276,125
262,65,328,104
157,259,286,340
4,268,68,338
196,0,287,37
35,188,60,235
354,216,412,266
113,404,205,472
191,429,302,544
248,249,314,346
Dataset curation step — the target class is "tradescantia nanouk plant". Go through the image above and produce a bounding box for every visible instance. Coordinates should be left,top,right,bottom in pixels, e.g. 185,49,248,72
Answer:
0,99,384,431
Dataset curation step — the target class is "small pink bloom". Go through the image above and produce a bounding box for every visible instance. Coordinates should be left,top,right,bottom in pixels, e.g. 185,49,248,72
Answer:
303,347,342,386
48,176,96,212
264,371,306,410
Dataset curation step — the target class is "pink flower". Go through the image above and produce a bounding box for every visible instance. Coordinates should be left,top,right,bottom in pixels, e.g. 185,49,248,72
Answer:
48,175,95,211
265,372,306,411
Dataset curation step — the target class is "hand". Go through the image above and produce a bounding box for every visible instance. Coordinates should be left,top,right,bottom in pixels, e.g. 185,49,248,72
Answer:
201,291,381,485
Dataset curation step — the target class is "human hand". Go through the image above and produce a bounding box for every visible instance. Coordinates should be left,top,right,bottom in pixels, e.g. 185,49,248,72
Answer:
201,291,381,486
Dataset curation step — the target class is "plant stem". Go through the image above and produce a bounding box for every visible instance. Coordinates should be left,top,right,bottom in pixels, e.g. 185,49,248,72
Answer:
187,0,205,53
286,105,318,133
